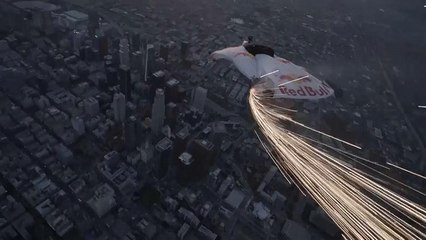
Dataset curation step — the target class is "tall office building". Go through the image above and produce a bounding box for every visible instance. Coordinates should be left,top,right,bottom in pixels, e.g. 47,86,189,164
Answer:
160,44,169,62
191,87,208,112
165,79,180,103
88,10,99,38
150,89,165,136
119,38,130,66
98,35,108,57
181,41,189,60
150,70,166,103
106,67,118,86
144,44,155,82
174,127,190,158
166,102,178,129
125,115,137,151
131,50,143,72
131,33,140,51
190,139,215,166
112,92,126,123
119,65,132,100
177,152,195,185
72,29,85,55
154,137,173,178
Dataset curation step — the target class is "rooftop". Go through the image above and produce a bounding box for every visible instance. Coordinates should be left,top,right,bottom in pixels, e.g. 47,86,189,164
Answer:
281,220,311,240
63,10,88,21
176,127,190,139
179,152,193,165
156,137,172,151
224,189,245,209
14,1,60,12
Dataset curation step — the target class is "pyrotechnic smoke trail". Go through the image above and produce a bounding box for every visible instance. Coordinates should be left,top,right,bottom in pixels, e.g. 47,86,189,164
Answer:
249,88,426,239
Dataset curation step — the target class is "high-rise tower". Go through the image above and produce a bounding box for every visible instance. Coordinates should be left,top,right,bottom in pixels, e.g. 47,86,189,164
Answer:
150,89,165,135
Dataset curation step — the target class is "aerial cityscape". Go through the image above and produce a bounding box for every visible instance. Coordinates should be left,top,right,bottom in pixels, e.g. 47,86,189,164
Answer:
0,0,425,239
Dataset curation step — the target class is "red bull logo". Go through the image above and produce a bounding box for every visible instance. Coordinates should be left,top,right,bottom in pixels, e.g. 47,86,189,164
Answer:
278,84,333,97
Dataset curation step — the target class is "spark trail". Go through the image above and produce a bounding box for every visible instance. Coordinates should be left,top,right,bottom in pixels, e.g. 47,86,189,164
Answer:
249,88,426,240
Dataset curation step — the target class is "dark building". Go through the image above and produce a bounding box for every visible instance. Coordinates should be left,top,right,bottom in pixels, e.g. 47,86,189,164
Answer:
98,35,108,57
211,122,228,147
104,55,113,68
88,10,99,38
189,139,215,167
106,67,118,86
141,38,148,50
182,109,203,130
181,41,189,60
131,51,143,72
160,44,169,62
125,115,137,151
178,139,215,184
165,79,180,103
174,127,190,158
145,44,155,81
176,152,195,185
166,102,178,129
119,65,132,100
79,46,87,60
154,137,173,178
131,33,140,51
91,47,100,61
149,70,166,103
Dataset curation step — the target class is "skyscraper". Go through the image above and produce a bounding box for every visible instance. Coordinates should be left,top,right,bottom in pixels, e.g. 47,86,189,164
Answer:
150,70,166,103
181,41,189,60
98,35,108,57
166,102,178,129
160,44,169,62
131,50,143,72
191,87,208,112
119,65,132,100
154,137,173,178
165,78,180,103
190,139,215,166
174,127,190,158
177,152,195,185
106,67,118,86
187,139,216,180
144,44,155,82
112,92,126,123
88,10,99,38
131,33,140,51
119,38,130,67
125,115,137,151
72,29,85,55
151,89,165,136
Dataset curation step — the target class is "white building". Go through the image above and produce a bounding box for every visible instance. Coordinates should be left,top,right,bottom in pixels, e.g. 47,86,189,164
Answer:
191,86,208,112
112,92,126,123
151,89,165,135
